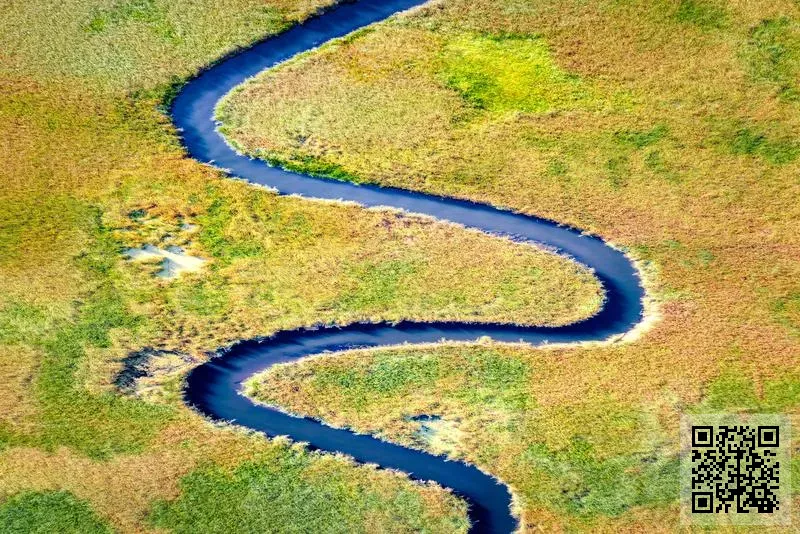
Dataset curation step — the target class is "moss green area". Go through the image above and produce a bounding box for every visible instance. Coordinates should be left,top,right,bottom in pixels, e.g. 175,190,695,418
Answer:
694,366,800,413
0,199,170,458
613,124,669,150
332,259,423,311
743,16,800,100
0,491,112,534
33,212,172,458
264,153,365,184
438,34,594,113
673,0,728,30
277,348,529,410
150,446,468,534
771,291,800,337
86,0,181,43
518,439,679,518
196,193,266,262
728,125,799,164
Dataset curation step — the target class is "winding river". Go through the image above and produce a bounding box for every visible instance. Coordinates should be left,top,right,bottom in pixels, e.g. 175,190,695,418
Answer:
173,0,645,531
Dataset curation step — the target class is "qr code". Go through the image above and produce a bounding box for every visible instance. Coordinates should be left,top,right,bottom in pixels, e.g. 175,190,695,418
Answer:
682,414,791,526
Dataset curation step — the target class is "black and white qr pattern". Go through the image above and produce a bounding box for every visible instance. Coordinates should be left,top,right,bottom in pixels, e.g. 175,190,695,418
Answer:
690,425,781,515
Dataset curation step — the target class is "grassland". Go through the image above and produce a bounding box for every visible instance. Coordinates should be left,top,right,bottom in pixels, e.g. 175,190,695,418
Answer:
0,0,609,532
225,0,800,530
0,490,114,534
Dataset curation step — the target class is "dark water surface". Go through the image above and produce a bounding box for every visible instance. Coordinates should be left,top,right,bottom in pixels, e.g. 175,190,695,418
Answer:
174,1,645,531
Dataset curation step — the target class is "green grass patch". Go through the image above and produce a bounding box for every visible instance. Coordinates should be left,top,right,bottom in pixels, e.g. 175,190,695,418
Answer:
196,191,265,262
672,0,727,30
34,330,170,460
771,291,800,337
0,302,54,346
694,365,800,412
252,347,532,415
605,155,630,189
174,278,229,317
32,207,171,458
520,438,679,518
86,0,179,44
332,259,422,311
602,124,672,187
643,150,677,181
546,158,569,177
727,126,799,164
696,249,714,266
0,201,171,457
743,17,800,100
698,368,761,411
439,34,593,113
319,348,527,401
313,352,442,401
613,124,668,149
149,447,468,533
0,491,112,534
250,345,678,521
451,351,530,410
262,151,364,184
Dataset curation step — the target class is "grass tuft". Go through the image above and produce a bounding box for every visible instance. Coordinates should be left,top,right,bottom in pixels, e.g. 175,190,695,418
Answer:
262,151,364,184
86,0,180,44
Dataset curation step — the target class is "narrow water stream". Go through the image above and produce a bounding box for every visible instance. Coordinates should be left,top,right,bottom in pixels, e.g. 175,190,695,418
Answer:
173,1,645,531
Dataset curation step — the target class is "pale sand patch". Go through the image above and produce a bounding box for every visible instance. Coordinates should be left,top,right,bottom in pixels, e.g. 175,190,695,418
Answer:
411,415,464,457
124,244,206,279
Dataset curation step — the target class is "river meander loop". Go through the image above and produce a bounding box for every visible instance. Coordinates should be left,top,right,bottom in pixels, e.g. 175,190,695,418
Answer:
173,1,646,531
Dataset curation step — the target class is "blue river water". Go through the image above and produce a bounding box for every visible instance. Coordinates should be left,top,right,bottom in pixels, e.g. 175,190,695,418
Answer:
173,0,645,531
